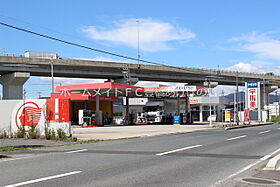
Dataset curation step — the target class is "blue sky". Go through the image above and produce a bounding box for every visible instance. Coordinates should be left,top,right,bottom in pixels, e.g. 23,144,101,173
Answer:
0,0,280,98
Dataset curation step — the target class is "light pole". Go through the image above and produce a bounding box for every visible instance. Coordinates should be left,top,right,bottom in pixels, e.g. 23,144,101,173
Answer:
122,67,130,125
235,71,239,125
50,58,54,93
136,20,140,69
209,84,212,127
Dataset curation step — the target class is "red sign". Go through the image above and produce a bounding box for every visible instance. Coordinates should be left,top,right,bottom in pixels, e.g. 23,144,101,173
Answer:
15,102,42,131
248,88,258,109
244,109,250,122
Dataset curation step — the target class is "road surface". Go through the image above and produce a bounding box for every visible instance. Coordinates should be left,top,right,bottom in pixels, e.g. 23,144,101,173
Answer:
1,124,280,187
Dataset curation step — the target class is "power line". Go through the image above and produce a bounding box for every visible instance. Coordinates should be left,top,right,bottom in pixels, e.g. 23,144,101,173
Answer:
0,21,204,74
0,21,165,66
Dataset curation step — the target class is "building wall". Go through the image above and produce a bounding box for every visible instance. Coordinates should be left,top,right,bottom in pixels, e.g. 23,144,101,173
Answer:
0,99,47,135
0,99,71,136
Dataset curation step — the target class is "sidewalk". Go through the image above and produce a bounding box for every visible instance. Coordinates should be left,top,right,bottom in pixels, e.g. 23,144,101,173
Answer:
72,124,212,140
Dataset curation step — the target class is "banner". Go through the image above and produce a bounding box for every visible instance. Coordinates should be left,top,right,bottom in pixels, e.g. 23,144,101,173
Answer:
225,110,231,122
247,82,258,110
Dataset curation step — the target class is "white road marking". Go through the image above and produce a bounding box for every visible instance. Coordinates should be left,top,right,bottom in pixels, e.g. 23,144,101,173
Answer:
211,148,280,187
278,128,280,130
261,148,280,161
4,171,82,187
226,135,247,141
258,130,271,134
66,149,88,153
0,155,37,163
156,145,202,156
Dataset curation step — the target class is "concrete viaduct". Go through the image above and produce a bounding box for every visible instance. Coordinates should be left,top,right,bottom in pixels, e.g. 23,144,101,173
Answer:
0,55,280,100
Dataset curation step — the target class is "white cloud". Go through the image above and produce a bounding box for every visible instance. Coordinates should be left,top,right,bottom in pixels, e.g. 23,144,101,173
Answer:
231,31,280,60
82,18,196,52
225,61,280,75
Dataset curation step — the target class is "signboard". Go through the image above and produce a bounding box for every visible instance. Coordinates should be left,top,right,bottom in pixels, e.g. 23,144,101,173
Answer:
248,87,258,109
11,99,47,135
244,109,250,122
246,82,259,110
144,86,197,93
189,98,199,104
225,110,231,122
173,115,181,125
247,82,258,88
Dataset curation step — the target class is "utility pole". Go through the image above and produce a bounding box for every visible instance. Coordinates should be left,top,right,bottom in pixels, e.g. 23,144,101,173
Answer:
136,20,140,69
123,67,130,125
236,71,239,125
50,58,54,93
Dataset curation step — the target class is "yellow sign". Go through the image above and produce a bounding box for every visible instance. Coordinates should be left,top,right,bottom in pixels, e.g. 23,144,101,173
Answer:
225,111,231,122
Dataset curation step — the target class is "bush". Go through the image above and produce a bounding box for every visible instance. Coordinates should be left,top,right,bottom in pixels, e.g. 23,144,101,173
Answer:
270,116,280,122
27,125,38,139
57,128,67,140
16,127,26,138
51,129,56,140
0,130,9,139
45,128,57,140
45,128,51,140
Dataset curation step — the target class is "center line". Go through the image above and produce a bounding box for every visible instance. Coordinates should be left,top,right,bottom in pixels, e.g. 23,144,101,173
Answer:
258,130,271,134
66,149,88,153
227,135,247,141
156,145,202,156
4,171,82,187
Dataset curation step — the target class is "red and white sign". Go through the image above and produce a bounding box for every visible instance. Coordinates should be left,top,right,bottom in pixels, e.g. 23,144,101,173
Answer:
189,98,199,104
248,88,258,109
15,102,42,131
244,109,250,122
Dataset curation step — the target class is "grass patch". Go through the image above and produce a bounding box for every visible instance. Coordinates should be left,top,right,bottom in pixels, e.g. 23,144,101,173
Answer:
270,116,280,122
0,146,36,152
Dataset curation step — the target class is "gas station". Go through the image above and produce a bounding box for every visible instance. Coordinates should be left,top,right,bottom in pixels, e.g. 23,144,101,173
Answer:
51,82,206,126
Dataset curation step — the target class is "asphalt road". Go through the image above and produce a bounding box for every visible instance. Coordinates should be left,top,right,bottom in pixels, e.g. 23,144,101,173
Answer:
1,124,280,187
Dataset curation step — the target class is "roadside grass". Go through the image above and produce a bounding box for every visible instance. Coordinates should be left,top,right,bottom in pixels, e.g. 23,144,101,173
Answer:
0,138,106,153
270,116,280,122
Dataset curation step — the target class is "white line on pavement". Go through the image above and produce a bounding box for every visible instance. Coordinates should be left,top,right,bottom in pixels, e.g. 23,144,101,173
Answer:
260,148,280,161
0,155,38,163
258,130,271,134
226,135,247,141
278,128,280,130
66,149,88,153
156,145,202,156
211,148,280,187
4,171,82,187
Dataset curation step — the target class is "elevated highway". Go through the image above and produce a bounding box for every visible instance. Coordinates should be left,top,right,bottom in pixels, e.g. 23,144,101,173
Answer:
1,56,280,85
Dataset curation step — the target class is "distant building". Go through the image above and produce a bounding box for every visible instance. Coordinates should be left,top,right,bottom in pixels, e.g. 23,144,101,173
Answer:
190,96,229,122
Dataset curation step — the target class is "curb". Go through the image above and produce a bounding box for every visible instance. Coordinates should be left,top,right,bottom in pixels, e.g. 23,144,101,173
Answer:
263,153,280,171
0,154,10,159
225,122,274,130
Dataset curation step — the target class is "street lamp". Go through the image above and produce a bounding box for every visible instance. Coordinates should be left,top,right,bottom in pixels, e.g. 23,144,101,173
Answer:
50,58,54,93
122,67,130,125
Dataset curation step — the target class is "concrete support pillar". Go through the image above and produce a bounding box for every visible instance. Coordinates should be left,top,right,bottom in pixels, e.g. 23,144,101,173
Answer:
0,72,30,100
185,96,190,113
199,105,203,122
95,95,101,125
125,96,130,125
